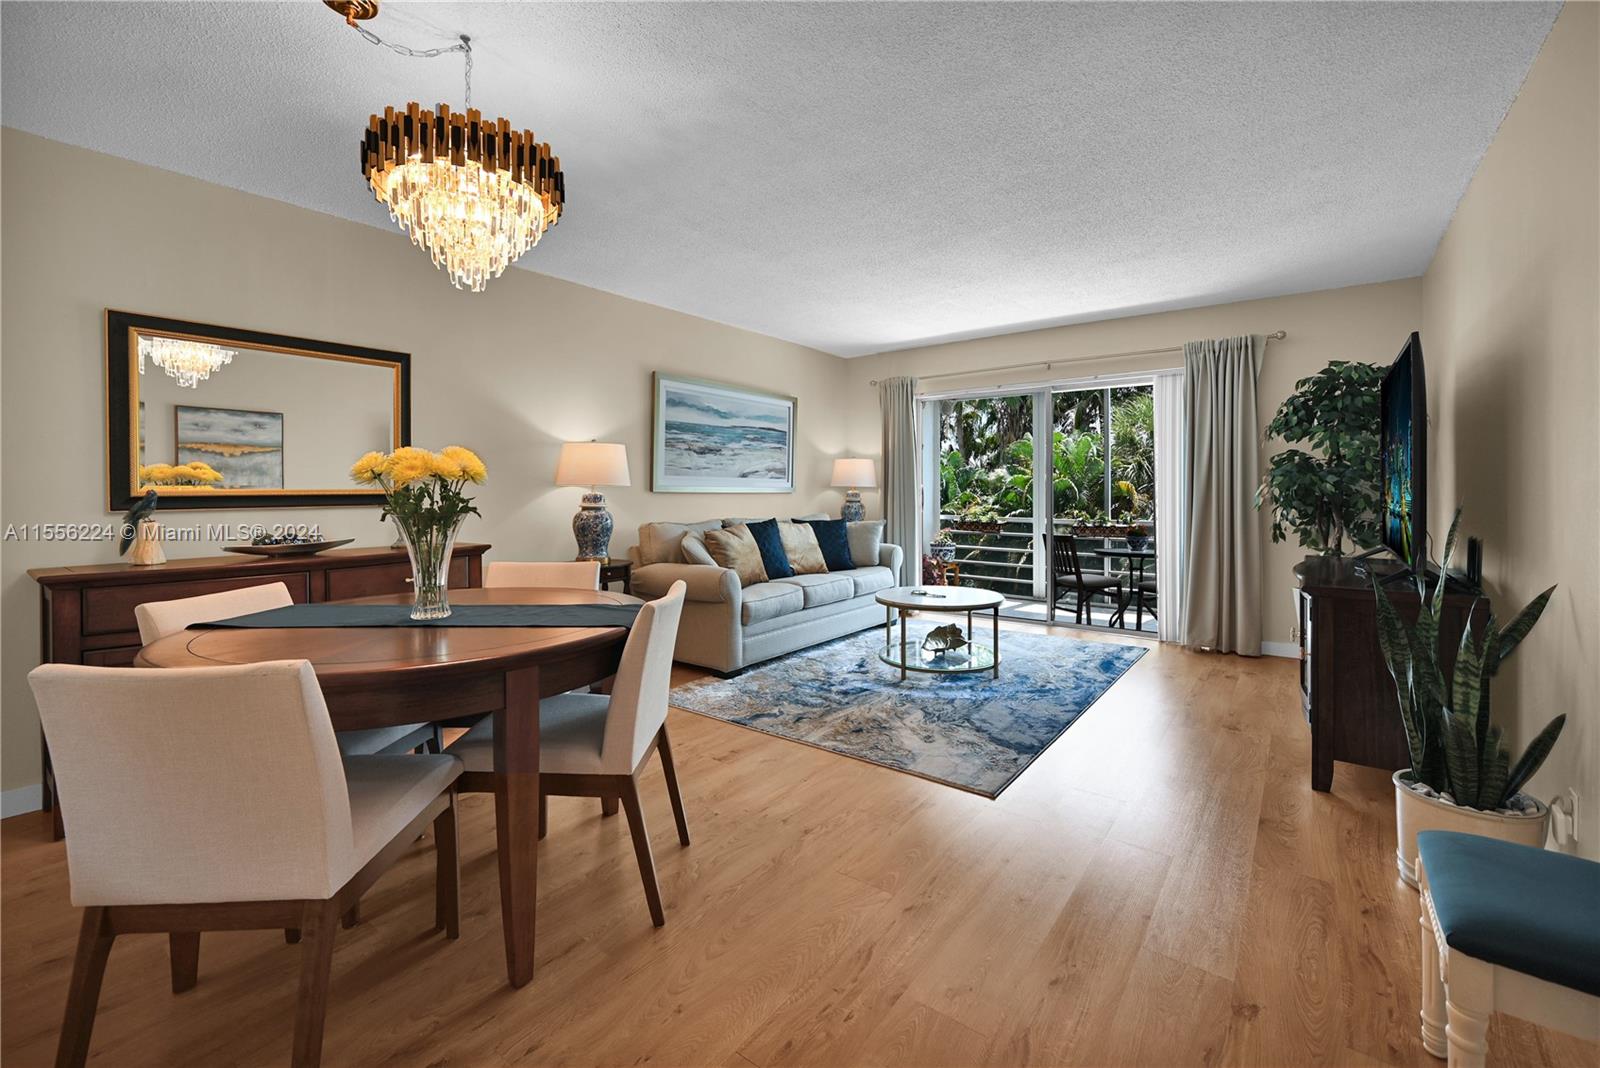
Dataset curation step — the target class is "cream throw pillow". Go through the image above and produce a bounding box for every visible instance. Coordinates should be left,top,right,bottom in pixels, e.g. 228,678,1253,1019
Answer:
703,525,769,587
681,529,717,566
778,520,829,574
847,520,886,567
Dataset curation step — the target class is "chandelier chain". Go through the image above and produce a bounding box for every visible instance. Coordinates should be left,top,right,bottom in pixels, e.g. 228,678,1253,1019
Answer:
350,25,472,108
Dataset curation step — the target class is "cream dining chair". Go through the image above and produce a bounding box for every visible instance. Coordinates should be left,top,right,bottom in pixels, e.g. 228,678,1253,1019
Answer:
135,582,440,757
446,581,690,926
29,660,463,1068
484,559,601,589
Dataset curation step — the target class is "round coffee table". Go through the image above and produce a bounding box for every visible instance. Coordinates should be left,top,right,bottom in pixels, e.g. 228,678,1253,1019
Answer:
875,585,1003,680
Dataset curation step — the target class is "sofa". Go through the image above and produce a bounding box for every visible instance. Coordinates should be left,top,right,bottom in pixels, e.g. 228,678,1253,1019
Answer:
626,516,903,675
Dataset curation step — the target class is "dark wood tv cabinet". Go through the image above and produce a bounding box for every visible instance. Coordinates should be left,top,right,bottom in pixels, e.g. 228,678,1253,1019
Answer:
1294,556,1486,792
28,543,489,838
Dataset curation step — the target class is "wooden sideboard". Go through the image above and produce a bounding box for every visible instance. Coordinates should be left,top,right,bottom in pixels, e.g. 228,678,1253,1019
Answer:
28,543,490,837
1295,556,1487,792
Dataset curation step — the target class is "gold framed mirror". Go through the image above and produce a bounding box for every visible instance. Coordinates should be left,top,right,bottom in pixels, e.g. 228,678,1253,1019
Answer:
106,310,410,510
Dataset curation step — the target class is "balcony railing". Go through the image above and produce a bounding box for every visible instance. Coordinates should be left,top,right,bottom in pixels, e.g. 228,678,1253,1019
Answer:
935,514,1130,599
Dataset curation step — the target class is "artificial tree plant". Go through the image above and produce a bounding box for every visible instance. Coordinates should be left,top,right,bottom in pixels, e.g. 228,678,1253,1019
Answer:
1374,511,1565,810
1255,360,1386,556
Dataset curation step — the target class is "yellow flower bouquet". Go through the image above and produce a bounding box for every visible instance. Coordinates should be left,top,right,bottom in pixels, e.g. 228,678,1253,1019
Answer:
139,461,226,488
351,446,487,619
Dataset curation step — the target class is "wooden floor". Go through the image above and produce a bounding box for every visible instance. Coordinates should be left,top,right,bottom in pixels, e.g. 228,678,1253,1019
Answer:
3,625,1593,1067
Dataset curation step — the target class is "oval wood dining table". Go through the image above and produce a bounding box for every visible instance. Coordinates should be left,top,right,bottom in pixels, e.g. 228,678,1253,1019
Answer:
134,586,639,989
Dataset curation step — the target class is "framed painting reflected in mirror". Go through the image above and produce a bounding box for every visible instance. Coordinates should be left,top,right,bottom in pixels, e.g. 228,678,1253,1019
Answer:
106,310,410,510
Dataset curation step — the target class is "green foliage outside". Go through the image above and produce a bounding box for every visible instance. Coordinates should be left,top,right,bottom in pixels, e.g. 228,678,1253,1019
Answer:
938,387,1155,527
936,387,1156,596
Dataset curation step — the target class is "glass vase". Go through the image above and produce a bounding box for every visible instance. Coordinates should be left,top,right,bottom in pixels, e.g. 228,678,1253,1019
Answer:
396,516,463,620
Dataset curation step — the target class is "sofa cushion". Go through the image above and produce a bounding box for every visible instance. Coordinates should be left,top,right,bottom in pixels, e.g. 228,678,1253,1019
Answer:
847,520,886,567
778,521,828,574
638,520,721,565
740,582,805,625
703,526,768,587
797,517,855,572
746,519,795,579
772,572,855,608
845,565,896,597
681,529,717,566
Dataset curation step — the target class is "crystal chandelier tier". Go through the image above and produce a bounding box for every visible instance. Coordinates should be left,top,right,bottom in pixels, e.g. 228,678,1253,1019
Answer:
362,103,565,292
333,3,566,292
138,336,236,389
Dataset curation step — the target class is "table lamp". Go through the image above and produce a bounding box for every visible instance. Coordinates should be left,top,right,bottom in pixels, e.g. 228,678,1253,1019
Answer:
556,441,631,560
830,458,876,522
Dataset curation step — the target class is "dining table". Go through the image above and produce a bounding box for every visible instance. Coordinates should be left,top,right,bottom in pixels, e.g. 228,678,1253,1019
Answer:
134,585,638,988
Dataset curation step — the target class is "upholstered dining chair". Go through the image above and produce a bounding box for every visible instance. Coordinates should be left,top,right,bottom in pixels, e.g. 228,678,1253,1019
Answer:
135,583,440,757
1047,534,1124,626
28,660,463,1068
485,559,601,589
446,581,690,927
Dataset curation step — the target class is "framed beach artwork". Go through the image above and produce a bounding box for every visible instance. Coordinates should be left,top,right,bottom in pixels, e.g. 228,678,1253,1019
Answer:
652,374,795,493
175,405,285,489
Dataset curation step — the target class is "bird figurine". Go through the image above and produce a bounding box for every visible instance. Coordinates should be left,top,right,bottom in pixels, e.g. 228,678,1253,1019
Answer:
118,489,159,556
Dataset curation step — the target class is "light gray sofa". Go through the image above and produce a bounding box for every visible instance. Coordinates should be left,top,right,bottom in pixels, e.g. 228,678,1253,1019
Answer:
626,517,903,675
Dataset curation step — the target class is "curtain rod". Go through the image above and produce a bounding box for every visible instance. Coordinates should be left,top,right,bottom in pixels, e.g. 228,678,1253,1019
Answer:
869,330,1286,387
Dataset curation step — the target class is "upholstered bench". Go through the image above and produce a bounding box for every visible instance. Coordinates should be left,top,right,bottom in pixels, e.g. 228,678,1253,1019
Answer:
1416,830,1600,1067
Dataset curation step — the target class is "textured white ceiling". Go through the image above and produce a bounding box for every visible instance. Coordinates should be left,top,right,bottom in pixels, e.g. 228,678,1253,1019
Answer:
1,2,1559,356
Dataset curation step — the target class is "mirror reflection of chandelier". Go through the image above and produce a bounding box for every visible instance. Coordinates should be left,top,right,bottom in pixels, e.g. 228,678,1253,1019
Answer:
138,336,236,389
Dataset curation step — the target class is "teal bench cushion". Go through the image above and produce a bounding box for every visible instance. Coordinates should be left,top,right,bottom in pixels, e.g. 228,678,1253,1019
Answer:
1418,830,1600,997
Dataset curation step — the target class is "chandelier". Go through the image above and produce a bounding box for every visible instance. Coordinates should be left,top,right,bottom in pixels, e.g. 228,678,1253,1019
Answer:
138,336,235,389
332,3,565,292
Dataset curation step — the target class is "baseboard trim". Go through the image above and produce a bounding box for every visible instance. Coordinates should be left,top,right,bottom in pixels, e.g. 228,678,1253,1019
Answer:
1261,641,1300,660
1,784,43,818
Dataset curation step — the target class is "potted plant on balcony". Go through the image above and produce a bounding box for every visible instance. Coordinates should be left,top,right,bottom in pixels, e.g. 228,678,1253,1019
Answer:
950,500,1005,535
1116,481,1151,550
930,530,957,562
1065,511,1120,538
1375,512,1562,888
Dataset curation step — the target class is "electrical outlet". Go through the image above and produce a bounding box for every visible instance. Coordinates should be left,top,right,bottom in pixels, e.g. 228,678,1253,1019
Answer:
1550,788,1579,848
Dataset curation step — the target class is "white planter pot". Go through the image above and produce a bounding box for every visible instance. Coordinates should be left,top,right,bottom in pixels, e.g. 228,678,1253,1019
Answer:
1393,770,1550,888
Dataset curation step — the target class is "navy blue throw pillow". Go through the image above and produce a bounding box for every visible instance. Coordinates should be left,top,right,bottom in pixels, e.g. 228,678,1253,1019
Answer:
745,519,793,579
797,518,854,572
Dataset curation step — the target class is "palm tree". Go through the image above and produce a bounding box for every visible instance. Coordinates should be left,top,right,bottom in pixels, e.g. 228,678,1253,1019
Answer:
1109,389,1154,518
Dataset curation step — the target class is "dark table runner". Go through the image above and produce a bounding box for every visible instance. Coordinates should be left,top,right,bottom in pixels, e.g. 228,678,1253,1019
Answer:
193,603,643,630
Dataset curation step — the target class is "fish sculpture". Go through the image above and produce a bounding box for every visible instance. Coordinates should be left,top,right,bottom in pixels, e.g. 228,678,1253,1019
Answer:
921,623,970,656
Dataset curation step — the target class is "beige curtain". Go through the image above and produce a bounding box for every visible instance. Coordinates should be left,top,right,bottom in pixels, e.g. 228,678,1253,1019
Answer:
879,377,919,560
1182,335,1264,655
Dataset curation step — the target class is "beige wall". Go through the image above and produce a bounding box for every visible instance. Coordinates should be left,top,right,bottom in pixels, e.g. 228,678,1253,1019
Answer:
0,128,850,798
1422,2,1599,857
843,280,1425,650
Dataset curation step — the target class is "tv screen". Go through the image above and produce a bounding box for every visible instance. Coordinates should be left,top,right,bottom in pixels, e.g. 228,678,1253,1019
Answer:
1380,332,1427,566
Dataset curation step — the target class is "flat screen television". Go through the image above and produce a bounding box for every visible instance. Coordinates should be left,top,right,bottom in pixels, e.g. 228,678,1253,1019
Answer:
1380,332,1426,566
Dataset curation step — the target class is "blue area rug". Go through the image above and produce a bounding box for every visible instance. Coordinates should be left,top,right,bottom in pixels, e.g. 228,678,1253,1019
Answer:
671,625,1146,797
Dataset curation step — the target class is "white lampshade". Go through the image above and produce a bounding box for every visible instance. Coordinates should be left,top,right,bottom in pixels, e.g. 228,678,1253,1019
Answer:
556,441,631,488
830,457,877,489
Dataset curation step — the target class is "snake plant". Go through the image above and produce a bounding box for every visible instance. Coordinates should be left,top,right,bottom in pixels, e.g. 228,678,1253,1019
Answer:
1373,510,1564,811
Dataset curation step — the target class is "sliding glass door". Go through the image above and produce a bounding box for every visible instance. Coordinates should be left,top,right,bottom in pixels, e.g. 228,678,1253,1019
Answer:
928,378,1157,632
1046,383,1155,630
933,393,1038,606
